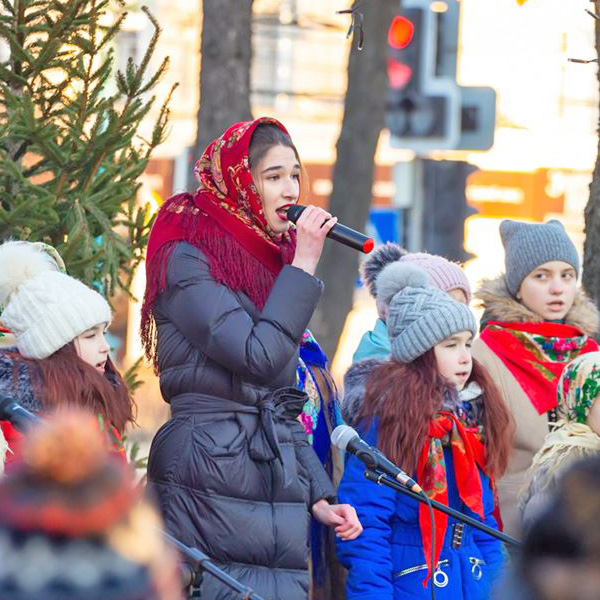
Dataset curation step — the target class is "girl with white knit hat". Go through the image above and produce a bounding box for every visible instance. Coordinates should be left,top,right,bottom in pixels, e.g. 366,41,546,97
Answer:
0,241,134,468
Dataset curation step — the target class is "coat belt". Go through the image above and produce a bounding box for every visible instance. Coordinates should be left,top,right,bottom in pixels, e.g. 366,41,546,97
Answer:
170,388,308,487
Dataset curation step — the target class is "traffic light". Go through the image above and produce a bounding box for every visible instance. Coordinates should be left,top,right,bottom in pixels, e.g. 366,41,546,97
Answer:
386,0,496,153
386,1,460,151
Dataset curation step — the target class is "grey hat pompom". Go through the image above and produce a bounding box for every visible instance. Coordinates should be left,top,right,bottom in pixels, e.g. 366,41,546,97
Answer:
376,262,430,308
360,242,407,297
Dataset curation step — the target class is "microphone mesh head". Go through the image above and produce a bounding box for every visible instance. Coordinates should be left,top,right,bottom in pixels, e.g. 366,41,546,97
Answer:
331,424,359,451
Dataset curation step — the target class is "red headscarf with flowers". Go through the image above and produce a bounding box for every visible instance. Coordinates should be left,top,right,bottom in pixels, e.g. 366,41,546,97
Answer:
141,118,297,364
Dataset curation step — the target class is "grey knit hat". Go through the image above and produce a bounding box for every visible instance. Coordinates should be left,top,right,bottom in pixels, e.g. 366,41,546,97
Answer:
377,263,477,364
500,219,580,296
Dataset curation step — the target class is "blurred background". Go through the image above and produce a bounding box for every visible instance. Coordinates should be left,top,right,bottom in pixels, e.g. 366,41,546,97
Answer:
92,0,598,439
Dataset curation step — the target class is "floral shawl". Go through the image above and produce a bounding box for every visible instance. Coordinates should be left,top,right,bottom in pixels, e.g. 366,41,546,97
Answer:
480,322,598,415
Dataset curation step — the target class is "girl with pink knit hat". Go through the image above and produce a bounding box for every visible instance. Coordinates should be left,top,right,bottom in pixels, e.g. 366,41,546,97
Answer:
352,243,472,363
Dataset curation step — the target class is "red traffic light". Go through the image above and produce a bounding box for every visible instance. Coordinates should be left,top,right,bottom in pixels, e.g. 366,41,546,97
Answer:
388,15,414,50
388,60,413,89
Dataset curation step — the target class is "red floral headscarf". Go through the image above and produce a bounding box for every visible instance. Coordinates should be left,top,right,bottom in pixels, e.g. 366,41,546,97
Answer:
141,118,298,365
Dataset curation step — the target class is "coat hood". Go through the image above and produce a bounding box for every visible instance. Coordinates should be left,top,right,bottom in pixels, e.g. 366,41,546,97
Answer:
340,359,381,428
474,275,599,337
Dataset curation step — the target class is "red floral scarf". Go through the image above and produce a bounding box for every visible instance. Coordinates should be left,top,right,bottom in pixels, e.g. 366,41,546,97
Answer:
480,322,599,415
417,412,486,586
141,118,297,363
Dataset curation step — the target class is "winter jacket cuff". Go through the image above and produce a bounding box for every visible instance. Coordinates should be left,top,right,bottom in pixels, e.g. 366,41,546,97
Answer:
287,417,336,504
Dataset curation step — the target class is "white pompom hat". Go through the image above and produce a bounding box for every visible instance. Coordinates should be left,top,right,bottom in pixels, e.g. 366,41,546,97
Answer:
0,241,111,359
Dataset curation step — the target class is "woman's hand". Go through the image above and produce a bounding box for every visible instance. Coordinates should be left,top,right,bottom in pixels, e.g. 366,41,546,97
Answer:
311,499,363,541
291,205,337,276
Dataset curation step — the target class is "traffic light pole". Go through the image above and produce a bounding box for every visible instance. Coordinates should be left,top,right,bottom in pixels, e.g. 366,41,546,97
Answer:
406,157,424,252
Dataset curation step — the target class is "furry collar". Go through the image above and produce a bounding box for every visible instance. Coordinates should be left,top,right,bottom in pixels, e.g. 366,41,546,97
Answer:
0,349,41,413
474,275,599,337
340,359,381,428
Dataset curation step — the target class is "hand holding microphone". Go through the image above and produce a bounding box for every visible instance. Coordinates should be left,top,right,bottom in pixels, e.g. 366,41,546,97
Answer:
331,424,423,494
290,205,338,275
287,205,374,254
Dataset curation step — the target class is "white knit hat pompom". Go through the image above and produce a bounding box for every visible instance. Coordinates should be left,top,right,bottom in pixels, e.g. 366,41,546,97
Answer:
0,242,57,308
376,262,430,308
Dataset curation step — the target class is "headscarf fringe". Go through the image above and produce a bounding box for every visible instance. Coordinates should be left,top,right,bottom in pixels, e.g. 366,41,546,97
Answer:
527,421,600,482
140,194,295,370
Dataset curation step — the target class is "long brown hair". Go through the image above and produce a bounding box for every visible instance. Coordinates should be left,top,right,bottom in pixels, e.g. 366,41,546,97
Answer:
360,349,513,478
14,344,134,434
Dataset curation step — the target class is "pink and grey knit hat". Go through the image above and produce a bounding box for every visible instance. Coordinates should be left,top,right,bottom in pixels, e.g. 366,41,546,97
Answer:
400,252,471,304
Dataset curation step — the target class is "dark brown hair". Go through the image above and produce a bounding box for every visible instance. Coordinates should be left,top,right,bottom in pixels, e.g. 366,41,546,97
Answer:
360,350,513,478
248,124,301,170
14,344,134,434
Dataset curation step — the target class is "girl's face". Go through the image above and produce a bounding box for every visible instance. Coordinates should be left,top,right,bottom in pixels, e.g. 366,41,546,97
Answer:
73,324,110,374
433,330,473,391
252,144,300,236
517,261,577,321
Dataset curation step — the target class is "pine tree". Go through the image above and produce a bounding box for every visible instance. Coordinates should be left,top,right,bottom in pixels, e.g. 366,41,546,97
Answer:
0,0,175,296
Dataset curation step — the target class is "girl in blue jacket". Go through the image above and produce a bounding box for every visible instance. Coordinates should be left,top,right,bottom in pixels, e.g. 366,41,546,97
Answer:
336,263,514,600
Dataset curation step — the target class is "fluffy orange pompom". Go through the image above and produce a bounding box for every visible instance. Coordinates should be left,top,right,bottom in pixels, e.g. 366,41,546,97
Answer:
22,409,107,484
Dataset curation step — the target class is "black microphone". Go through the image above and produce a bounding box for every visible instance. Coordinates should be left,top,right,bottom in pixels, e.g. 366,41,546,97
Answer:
331,424,423,494
0,395,41,432
286,205,374,254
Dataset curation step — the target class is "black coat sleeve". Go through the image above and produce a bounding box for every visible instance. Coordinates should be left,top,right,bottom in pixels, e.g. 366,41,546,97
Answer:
162,243,323,385
288,418,336,506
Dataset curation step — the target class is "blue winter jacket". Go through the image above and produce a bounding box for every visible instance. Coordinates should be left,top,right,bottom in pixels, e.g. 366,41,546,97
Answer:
336,421,505,600
352,318,391,363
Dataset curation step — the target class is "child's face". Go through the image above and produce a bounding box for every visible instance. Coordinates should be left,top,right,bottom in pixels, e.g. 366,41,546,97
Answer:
587,399,600,436
73,324,110,374
433,330,473,391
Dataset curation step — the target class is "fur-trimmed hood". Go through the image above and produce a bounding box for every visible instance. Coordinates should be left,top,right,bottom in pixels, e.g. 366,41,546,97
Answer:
340,359,381,428
475,275,599,337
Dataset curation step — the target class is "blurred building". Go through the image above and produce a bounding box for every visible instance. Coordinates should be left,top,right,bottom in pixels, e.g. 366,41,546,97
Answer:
115,0,598,432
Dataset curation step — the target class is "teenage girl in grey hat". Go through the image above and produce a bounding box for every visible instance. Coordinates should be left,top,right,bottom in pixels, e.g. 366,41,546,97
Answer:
472,219,600,539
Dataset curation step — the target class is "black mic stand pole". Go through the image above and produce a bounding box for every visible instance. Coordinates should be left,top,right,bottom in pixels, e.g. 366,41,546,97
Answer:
364,469,522,548
161,530,268,600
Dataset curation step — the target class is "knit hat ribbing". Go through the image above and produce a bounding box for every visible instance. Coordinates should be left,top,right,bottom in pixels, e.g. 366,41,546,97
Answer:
0,242,111,359
500,219,580,296
378,263,477,364
400,252,472,303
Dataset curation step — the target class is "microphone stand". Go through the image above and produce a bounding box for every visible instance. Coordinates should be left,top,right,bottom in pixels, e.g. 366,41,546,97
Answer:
161,530,268,600
364,469,522,548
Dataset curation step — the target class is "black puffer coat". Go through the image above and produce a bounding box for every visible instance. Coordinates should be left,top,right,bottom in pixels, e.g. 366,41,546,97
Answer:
147,243,336,600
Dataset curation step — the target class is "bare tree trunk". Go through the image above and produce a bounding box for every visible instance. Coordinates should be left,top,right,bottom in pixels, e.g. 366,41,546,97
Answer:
311,0,398,360
186,0,253,190
583,0,600,310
